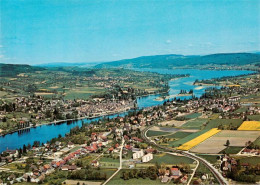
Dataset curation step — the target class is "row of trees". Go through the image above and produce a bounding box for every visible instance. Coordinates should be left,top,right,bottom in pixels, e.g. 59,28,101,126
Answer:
121,167,157,180
68,169,107,180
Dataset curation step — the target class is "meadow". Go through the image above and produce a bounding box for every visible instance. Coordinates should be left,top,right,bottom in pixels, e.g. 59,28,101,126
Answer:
204,119,243,130
181,118,207,129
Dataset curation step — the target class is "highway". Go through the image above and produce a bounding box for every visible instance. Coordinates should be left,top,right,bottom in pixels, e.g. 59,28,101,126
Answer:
141,126,228,185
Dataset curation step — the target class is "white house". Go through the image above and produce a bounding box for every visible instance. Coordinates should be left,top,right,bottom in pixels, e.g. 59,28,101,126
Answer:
133,149,144,159
142,153,153,162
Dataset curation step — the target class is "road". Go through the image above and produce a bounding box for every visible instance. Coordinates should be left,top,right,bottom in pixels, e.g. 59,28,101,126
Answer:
102,138,125,185
187,158,199,185
141,126,228,185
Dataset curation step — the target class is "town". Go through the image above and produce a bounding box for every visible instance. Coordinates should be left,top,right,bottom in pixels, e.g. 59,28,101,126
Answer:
0,72,259,185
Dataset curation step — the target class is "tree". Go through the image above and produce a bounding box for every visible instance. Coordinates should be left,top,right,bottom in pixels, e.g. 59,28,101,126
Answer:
27,176,31,182
226,140,230,147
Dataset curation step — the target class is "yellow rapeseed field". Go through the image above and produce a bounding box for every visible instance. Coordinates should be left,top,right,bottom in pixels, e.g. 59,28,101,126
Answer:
177,128,221,150
237,121,260,131
226,85,241,87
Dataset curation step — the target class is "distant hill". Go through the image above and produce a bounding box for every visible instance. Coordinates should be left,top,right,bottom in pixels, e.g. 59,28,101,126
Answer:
95,53,260,69
0,63,45,77
36,62,101,68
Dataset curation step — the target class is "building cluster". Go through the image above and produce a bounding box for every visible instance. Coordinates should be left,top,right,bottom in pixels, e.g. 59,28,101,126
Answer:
159,167,188,183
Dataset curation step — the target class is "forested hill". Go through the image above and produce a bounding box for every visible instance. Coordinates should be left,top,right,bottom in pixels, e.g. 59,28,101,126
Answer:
95,53,260,69
0,63,45,77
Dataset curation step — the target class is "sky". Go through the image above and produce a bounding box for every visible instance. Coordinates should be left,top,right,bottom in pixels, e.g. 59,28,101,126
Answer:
0,0,259,64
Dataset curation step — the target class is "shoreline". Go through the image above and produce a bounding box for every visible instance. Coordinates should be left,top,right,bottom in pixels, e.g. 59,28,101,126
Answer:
0,78,176,137
0,84,174,137
0,105,137,137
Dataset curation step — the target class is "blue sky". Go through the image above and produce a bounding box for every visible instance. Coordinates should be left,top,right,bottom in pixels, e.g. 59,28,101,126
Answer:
0,0,259,64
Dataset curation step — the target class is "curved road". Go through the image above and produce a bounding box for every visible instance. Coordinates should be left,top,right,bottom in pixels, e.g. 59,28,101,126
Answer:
141,126,228,185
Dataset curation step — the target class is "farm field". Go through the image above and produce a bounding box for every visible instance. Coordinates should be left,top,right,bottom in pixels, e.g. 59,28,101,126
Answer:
64,180,102,185
150,153,194,165
177,128,220,151
107,170,164,185
184,113,202,119
234,107,248,113
99,155,120,168
165,131,193,139
197,155,220,164
158,119,186,127
247,115,260,121
209,113,220,120
219,146,244,154
190,130,260,154
65,87,107,100
204,119,243,130
240,94,260,103
170,129,210,148
146,130,170,137
252,137,260,146
237,121,260,130
238,156,260,165
181,118,208,129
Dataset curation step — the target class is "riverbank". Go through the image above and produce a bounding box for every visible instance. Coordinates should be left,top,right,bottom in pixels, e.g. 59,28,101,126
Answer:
0,104,136,137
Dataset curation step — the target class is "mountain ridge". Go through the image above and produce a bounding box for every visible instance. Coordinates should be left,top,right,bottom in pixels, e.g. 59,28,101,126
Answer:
95,52,260,69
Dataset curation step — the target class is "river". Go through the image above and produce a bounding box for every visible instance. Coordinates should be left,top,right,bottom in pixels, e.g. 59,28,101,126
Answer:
0,69,254,152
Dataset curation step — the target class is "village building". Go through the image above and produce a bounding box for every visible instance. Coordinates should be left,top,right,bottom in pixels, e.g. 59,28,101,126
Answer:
133,149,144,159
142,153,153,162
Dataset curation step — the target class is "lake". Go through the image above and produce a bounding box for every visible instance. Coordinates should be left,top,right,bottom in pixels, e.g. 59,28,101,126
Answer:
0,69,254,152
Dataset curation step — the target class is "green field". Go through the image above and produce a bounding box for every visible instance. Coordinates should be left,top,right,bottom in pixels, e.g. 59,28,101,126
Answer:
150,153,194,165
240,94,260,103
65,87,106,100
248,114,260,121
204,119,243,130
146,130,169,137
252,137,260,146
197,155,220,164
234,107,248,113
99,155,120,168
169,129,210,147
219,146,243,154
165,131,192,139
2,163,27,173
107,170,163,185
184,113,202,119
182,118,207,129
235,156,260,165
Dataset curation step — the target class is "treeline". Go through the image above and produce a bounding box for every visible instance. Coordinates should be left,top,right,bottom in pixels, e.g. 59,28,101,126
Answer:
121,167,157,180
0,63,45,77
68,169,107,180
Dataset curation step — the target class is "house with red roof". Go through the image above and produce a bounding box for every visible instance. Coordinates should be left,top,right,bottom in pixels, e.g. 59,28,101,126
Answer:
132,137,143,142
171,167,182,179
